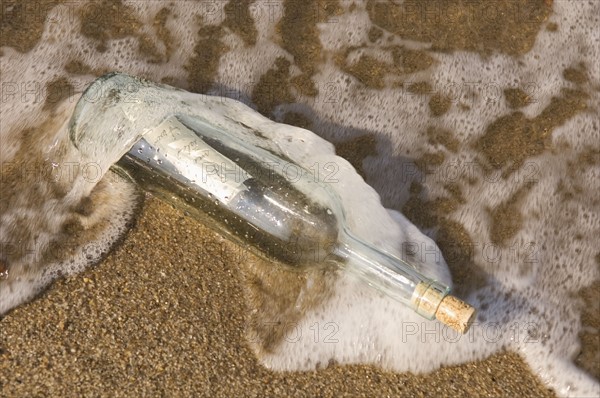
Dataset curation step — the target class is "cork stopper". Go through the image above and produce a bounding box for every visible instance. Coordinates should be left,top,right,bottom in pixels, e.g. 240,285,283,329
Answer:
436,295,477,334
411,282,476,334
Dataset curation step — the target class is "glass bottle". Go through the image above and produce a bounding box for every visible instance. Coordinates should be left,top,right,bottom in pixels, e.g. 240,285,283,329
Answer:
70,73,476,333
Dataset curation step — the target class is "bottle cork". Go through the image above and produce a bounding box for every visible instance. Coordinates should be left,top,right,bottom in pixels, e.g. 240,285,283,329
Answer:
412,282,476,334
435,295,476,334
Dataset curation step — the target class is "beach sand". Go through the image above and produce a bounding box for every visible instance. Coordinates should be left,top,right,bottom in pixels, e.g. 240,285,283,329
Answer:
0,196,555,397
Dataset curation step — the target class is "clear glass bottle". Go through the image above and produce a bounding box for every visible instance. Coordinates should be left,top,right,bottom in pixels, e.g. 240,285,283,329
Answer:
70,73,476,333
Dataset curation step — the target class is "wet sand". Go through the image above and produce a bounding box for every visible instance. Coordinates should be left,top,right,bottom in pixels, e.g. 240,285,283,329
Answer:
0,197,555,397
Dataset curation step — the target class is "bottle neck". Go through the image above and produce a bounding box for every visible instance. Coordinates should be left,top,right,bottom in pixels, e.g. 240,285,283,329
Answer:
334,230,451,320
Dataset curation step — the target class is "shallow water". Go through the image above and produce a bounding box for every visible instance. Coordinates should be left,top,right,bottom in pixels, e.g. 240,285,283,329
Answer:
0,1,598,396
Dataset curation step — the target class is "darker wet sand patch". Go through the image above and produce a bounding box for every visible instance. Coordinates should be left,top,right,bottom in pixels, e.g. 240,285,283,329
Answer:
402,183,488,298
251,57,294,116
282,112,314,131
429,93,452,117
390,46,435,74
0,0,64,53
337,53,390,89
133,7,173,63
152,7,174,60
426,126,460,153
334,133,378,178
443,183,466,204
367,0,552,56
415,151,445,172
368,26,383,43
563,64,589,85
504,88,533,109
408,81,433,95
64,59,95,75
137,33,164,63
488,182,535,247
185,24,229,93
276,0,342,96
79,0,142,53
576,280,600,380
223,0,258,46
435,220,488,297
474,87,588,175
554,146,599,202
337,47,434,89
80,0,170,63
64,59,112,78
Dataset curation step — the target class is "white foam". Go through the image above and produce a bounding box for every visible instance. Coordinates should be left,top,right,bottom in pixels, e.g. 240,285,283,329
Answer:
0,172,137,315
